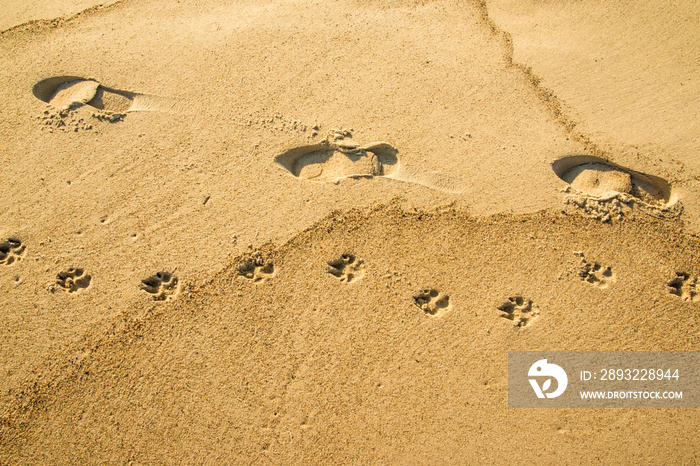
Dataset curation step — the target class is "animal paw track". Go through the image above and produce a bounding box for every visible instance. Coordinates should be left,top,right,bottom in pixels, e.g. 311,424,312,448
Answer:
575,252,615,288
413,289,451,317
667,272,699,302
327,254,365,283
0,238,25,266
497,296,538,327
55,268,91,293
237,252,275,283
141,272,179,301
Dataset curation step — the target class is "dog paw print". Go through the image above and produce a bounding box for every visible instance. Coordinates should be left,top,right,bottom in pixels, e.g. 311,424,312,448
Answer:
0,238,26,266
141,271,179,301
497,296,538,327
413,289,451,317
237,252,275,283
327,254,365,283
55,268,91,293
575,252,615,288
667,272,699,302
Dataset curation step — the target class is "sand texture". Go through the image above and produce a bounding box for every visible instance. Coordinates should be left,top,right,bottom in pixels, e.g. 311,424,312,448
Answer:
0,0,699,463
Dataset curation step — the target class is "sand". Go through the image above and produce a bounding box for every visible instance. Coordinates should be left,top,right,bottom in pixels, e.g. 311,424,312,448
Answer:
0,0,698,463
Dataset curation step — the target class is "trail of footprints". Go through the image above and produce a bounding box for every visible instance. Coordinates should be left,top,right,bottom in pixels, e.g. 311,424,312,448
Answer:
23,76,693,311
3,234,698,315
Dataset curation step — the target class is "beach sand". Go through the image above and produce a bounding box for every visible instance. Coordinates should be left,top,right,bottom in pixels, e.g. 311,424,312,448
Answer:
0,0,698,463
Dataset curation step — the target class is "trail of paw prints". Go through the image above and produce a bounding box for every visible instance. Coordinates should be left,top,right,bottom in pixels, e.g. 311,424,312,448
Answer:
413,289,451,317
237,252,275,284
54,268,91,293
0,238,25,266
667,272,699,302
497,296,538,327
141,272,179,301
327,254,365,283
575,252,615,289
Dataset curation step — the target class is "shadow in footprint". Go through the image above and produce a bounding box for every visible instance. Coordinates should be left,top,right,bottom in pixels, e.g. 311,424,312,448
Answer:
141,272,179,301
237,252,275,284
33,76,180,114
276,140,465,193
327,254,365,283
0,238,25,266
667,272,699,302
413,288,451,317
56,268,91,293
275,141,399,182
552,155,672,206
575,252,615,289
497,296,538,327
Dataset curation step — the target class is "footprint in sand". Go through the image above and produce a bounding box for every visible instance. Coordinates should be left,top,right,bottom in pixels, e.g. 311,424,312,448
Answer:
575,252,615,289
497,296,538,327
0,238,26,266
413,288,451,317
327,254,365,283
276,141,398,182
667,272,699,302
55,268,92,293
275,140,464,193
33,76,181,116
141,271,179,301
553,156,674,209
237,252,275,284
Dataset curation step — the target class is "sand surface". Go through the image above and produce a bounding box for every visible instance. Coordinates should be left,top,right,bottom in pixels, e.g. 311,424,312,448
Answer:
488,0,700,228
0,0,698,463
0,0,120,32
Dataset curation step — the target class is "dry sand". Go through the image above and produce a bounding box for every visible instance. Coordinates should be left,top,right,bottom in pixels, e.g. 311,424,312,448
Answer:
0,0,698,463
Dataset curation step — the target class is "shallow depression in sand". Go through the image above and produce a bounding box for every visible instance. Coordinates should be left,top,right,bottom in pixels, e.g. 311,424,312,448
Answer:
33,76,136,113
275,142,399,182
552,155,672,206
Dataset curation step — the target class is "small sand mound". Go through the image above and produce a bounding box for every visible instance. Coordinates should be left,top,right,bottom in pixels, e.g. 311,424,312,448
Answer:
48,80,99,110
566,164,634,197
553,156,673,207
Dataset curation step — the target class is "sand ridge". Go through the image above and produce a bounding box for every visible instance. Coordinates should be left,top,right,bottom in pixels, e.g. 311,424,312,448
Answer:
0,0,122,34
